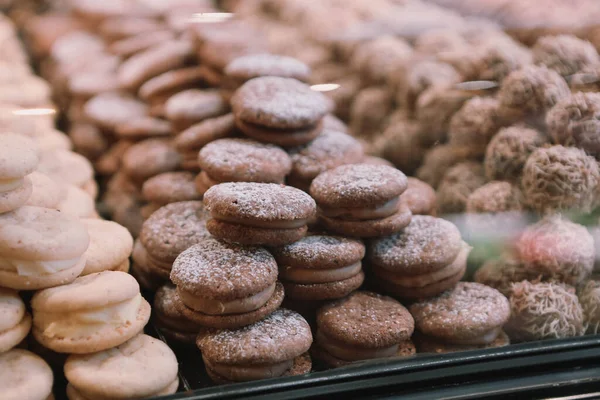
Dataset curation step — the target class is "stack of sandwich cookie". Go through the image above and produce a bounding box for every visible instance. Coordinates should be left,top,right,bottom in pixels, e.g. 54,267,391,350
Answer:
0,288,31,353
311,291,415,368
231,76,329,147
153,283,208,345
310,164,411,237
203,182,316,246
198,309,313,384
0,133,38,213
64,334,178,399
137,201,211,284
170,238,284,329
410,282,511,353
272,234,365,302
31,271,151,354
196,138,292,195
0,206,89,290
368,216,470,299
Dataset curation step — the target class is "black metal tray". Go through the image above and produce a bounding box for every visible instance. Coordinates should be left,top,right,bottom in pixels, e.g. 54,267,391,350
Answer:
149,320,600,400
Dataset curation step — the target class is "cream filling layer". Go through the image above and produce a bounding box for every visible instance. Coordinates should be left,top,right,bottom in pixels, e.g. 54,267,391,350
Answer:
446,327,502,346
204,356,293,382
317,330,399,361
280,262,362,284
0,256,81,276
36,294,142,338
0,177,24,193
320,197,400,221
178,283,275,315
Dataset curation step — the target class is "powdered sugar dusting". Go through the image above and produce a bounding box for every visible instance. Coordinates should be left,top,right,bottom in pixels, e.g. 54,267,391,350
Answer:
199,308,312,364
410,282,510,340
318,291,414,348
231,76,329,129
368,215,462,274
272,234,365,269
288,130,365,180
203,182,316,222
170,238,277,299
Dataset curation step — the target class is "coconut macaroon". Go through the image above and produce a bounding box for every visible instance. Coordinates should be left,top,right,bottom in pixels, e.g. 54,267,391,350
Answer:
0,133,39,214
350,35,412,85
546,92,600,158
497,65,570,125
474,257,538,297
484,125,547,182
578,280,600,334
448,97,502,154
437,161,487,215
532,35,600,77
466,181,524,214
505,281,585,342
0,206,89,290
516,216,594,286
416,144,480,189
31,271,151,354
349,87,394,138
473,37,532,82
370,116,425,175
0,288,31,353
521,145,600,214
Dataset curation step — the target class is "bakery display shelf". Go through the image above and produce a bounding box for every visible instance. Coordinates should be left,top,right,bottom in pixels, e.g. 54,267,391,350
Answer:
150,322,600,400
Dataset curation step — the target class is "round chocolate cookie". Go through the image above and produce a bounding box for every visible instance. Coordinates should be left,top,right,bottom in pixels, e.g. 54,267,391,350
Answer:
197,308,312,383
272,234,366,301
287,129,364,191
139,201,211,277
203,182,316,246
121,138,182,183
231,76,329,130
165,89,229,131
141,172,201,212
235,118,323,147
225,54,311,86
174,113,237,155
197,138,292,194
170,238,283,329
153,284,208,345
410,282,510,346
313,291,414,367
310,164,409,238
399,177,437,216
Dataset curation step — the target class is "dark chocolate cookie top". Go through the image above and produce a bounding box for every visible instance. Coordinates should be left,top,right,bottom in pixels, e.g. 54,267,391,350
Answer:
170,238,277,300
317,291,414,348
310,164,407,209
204,182,316,223
198,308,312,364
225,53,311,82
271,234,365,270
231,77,329,129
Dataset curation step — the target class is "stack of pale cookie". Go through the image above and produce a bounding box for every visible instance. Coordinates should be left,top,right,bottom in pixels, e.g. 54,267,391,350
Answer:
0,13,180,400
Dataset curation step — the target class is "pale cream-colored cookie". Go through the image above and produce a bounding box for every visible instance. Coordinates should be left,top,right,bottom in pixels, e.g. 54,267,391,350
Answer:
81,219,133,276
0,288,31,353
0,206,89,290
31,271,150,354
56,185,97,219
65,334,178,399
0,133,39,213
0,349,54,400
25,172,62,209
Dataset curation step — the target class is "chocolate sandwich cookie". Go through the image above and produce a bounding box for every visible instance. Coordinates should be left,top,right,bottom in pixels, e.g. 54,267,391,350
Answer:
139,201,211,279
84,92,148,134
115,117,172,140
272,234,365,301
310,164,411,238
65,334,178,400
141,172,201,218
223,53,311,98
1,349,53,400
153,284,207,345
312,291,415,368
0,206,89,290
0,288,31,353
231,77,329,147
32,271,151,354
198,309,312,383
174,113,237,161
171,238,283,329
287,129,364,192
121,138,182,183
165,89,229,132
368,215,469,299
0,133,38,213
80,219,133,276
400,177,437,216
203,182,316,246
410,282,510,352
196,138,292,195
